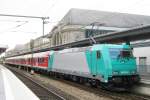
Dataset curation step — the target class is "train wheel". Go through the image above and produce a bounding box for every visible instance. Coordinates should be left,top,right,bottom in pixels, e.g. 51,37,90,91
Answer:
89,79,97,88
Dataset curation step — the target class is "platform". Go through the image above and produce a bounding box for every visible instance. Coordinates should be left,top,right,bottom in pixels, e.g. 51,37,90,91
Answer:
0,65,39,100
140,75,150,84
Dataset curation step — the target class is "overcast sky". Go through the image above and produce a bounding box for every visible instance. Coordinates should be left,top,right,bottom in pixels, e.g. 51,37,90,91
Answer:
0,0,150,50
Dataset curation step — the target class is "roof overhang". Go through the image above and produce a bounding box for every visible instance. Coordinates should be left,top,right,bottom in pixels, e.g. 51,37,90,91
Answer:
5,24,150,58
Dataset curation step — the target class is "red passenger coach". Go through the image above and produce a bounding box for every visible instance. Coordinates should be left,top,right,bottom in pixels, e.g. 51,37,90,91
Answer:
32,51,49,69
5,51,50,69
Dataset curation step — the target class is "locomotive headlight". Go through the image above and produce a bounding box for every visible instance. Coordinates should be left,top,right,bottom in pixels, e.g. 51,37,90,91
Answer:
131,70,136,74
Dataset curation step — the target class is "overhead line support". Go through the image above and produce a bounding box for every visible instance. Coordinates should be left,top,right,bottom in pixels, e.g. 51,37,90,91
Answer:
0,14,49,36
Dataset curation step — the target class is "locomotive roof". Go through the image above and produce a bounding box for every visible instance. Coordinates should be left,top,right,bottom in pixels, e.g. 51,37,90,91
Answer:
91,44,130,50
55,44,130,53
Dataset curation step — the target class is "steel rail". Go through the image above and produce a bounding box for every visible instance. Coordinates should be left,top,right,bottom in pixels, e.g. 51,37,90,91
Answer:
8,67,65,100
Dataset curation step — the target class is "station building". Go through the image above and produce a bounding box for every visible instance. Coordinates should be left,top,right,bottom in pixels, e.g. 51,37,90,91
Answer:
133,44,150,75
48,8,150,46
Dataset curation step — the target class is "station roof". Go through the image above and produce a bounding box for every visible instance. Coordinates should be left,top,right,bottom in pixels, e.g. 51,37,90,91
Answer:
5,24,150,58
60,8,150,28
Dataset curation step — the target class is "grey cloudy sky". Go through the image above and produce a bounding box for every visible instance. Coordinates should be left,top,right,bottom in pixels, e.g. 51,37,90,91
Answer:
0,0,150,50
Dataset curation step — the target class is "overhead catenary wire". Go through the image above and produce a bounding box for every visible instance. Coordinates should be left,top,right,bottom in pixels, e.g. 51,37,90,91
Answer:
0,19,28,23
11,31,37,34
0,14,49,36
0,14,48,19
0,21,29,34
43,0,60,16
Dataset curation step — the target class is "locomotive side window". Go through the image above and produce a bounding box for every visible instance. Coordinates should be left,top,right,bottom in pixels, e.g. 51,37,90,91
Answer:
96,50,101,59
120,50,132,58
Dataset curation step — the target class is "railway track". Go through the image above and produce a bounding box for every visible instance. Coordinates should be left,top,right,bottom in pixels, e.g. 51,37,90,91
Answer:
33,72,150,100
7,66,65,100
47,76,150,100
6,65,150,100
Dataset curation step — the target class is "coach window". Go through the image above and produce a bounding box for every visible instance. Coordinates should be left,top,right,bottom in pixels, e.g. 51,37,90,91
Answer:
38,58,44,63
39,58,41,63
42,58,44,62
36,58,38,63
37,58,39,63
38,58,40,63
33,58,35,64
96,50,101,59
29,58,30,63
40,58,42,63
28,58,29,63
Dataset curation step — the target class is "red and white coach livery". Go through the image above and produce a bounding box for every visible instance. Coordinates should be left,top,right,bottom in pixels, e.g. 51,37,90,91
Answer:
6,51,50,69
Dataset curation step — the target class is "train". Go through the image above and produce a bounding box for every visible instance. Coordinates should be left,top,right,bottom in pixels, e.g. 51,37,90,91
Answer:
5,44,140,90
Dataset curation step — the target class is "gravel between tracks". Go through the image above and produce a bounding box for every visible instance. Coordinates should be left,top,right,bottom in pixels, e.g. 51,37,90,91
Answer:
32,74,112,100
27,72,150,100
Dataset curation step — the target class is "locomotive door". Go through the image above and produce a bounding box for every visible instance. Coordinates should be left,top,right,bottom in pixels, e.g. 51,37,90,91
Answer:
91,50,101,76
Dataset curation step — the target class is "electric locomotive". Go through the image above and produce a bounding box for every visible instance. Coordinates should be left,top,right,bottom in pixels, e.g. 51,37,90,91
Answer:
48,44,140,89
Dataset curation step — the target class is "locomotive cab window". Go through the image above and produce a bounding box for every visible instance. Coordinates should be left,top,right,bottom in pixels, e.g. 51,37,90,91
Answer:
96,50,101,59
109,48,133,59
